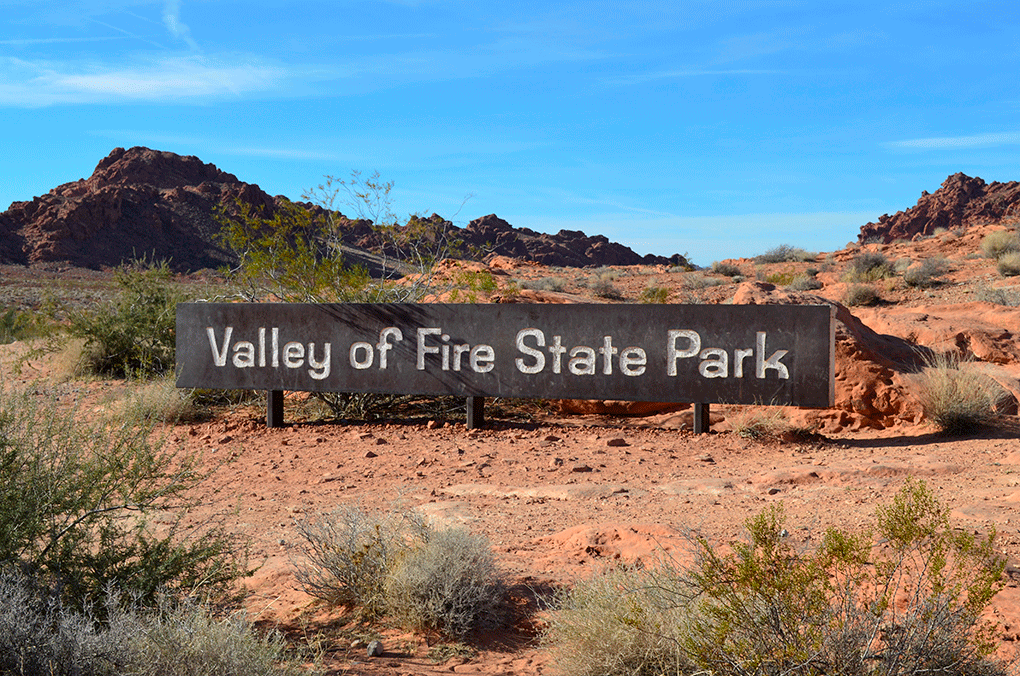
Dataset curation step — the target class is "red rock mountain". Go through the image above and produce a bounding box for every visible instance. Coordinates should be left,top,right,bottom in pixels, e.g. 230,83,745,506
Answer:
858,172,1020,244
0,147,683,272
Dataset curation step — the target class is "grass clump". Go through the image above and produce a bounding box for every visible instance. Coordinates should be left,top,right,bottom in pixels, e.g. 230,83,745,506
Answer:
911,351,1008,433
295,506,504,639
844,251,893,282
545,479,1007,676
980,229,1020,259
903,256,949,288
590,271,623,300
974,283,1020,306
844,283,879,307
997,251,1020,277
754,244,816,264
0,307,55,345
728,407,790,439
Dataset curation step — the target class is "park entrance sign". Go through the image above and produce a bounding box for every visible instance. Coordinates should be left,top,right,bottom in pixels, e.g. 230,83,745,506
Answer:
176,303,835,430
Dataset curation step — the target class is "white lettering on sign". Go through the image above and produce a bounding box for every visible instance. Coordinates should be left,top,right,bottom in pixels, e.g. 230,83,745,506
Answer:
206,326,331,380
514,329,648,377
667,329,788,380
416,327,494,373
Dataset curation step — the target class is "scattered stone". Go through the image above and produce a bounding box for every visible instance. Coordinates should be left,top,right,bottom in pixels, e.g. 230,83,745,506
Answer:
374,437,388,445
571,464,593,473
696,454,715,463
367,640,384,657
427,420,443,429
364,450,378,458
218,434,233,443
550,457,565,468
768,487,782,495
544,435,561,442
606,437,629,447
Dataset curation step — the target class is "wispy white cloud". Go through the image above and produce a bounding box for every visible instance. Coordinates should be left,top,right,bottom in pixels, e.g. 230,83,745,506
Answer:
609,68,783,86
161,0,198,50
886,132,1020,150
0,54,291,106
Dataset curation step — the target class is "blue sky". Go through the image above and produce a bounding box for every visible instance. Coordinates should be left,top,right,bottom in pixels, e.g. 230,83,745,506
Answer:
3,1,1019,265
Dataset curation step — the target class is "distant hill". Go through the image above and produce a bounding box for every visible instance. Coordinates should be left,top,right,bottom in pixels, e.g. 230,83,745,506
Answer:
858,172,1020,244
0,147,685,272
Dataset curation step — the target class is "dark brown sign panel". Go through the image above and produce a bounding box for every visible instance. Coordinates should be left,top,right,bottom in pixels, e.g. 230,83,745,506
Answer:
176,303,834,407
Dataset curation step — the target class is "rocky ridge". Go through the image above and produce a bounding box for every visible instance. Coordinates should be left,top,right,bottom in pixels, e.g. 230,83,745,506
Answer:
0,147,682,272
858,172,1020,243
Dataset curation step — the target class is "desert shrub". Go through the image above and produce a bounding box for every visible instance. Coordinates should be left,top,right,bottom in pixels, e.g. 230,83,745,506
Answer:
0,307,54,345
894,256,913,273
973,283,1020,306
682,274,725,289
903,256,949,288
545,480,1007,676
844,283,879,306
755,244,816,264
911,351,1007,433
711,261,742,277
638,285,670,304
787,273,823,291
448,269,498,302
66,259,190,379
590,272,623,300
384,527,504,639
522,276,567,293
980,229,1020,259
0,388,246,610
544,565,696,676
0,569,308,676
119,376,210,424
294,506,424,619
997,251,1020,277
844,251,893,282
762,268,798,285
295,507,504,639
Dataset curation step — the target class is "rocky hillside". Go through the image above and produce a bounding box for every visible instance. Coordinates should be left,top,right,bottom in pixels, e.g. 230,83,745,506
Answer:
0,147,683,272
858,172,1020,243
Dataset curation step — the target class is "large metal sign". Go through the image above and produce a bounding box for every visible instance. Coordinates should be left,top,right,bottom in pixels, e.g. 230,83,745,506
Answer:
176,303,835,407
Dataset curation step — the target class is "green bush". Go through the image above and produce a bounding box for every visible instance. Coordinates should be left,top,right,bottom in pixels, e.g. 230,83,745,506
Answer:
0,388,247,610
0,307,54,345
911,351,1007,433
997,252,1020,277
638,286,670,304
844,283,879,306
545,479,1007,676
980,230,1020,260
67,259,189,379
844,251,893,282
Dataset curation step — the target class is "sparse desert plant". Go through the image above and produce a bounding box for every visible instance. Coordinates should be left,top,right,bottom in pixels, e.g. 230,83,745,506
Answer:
638,285,670,303
0,388,246,611
844,283,879,306
903,256,949,288
384,527,505,639
711,261,742,277
762,268,798,286
545,480,1008,676
728,406,789,439
522,276,567,293
295,507,504,638
787,273,823,291
980,229,1020,260
974,282,1020,306
448,268,498,302
294,505,425,619
844,251,893,282
117,376,210,424
0,568,309,676
0,307,54,345
590,270,623,299
894,256,913,273
682,274,725,290
911,351,1007,433
755,244,816,264
997,251,1020,277
66,258,191,379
